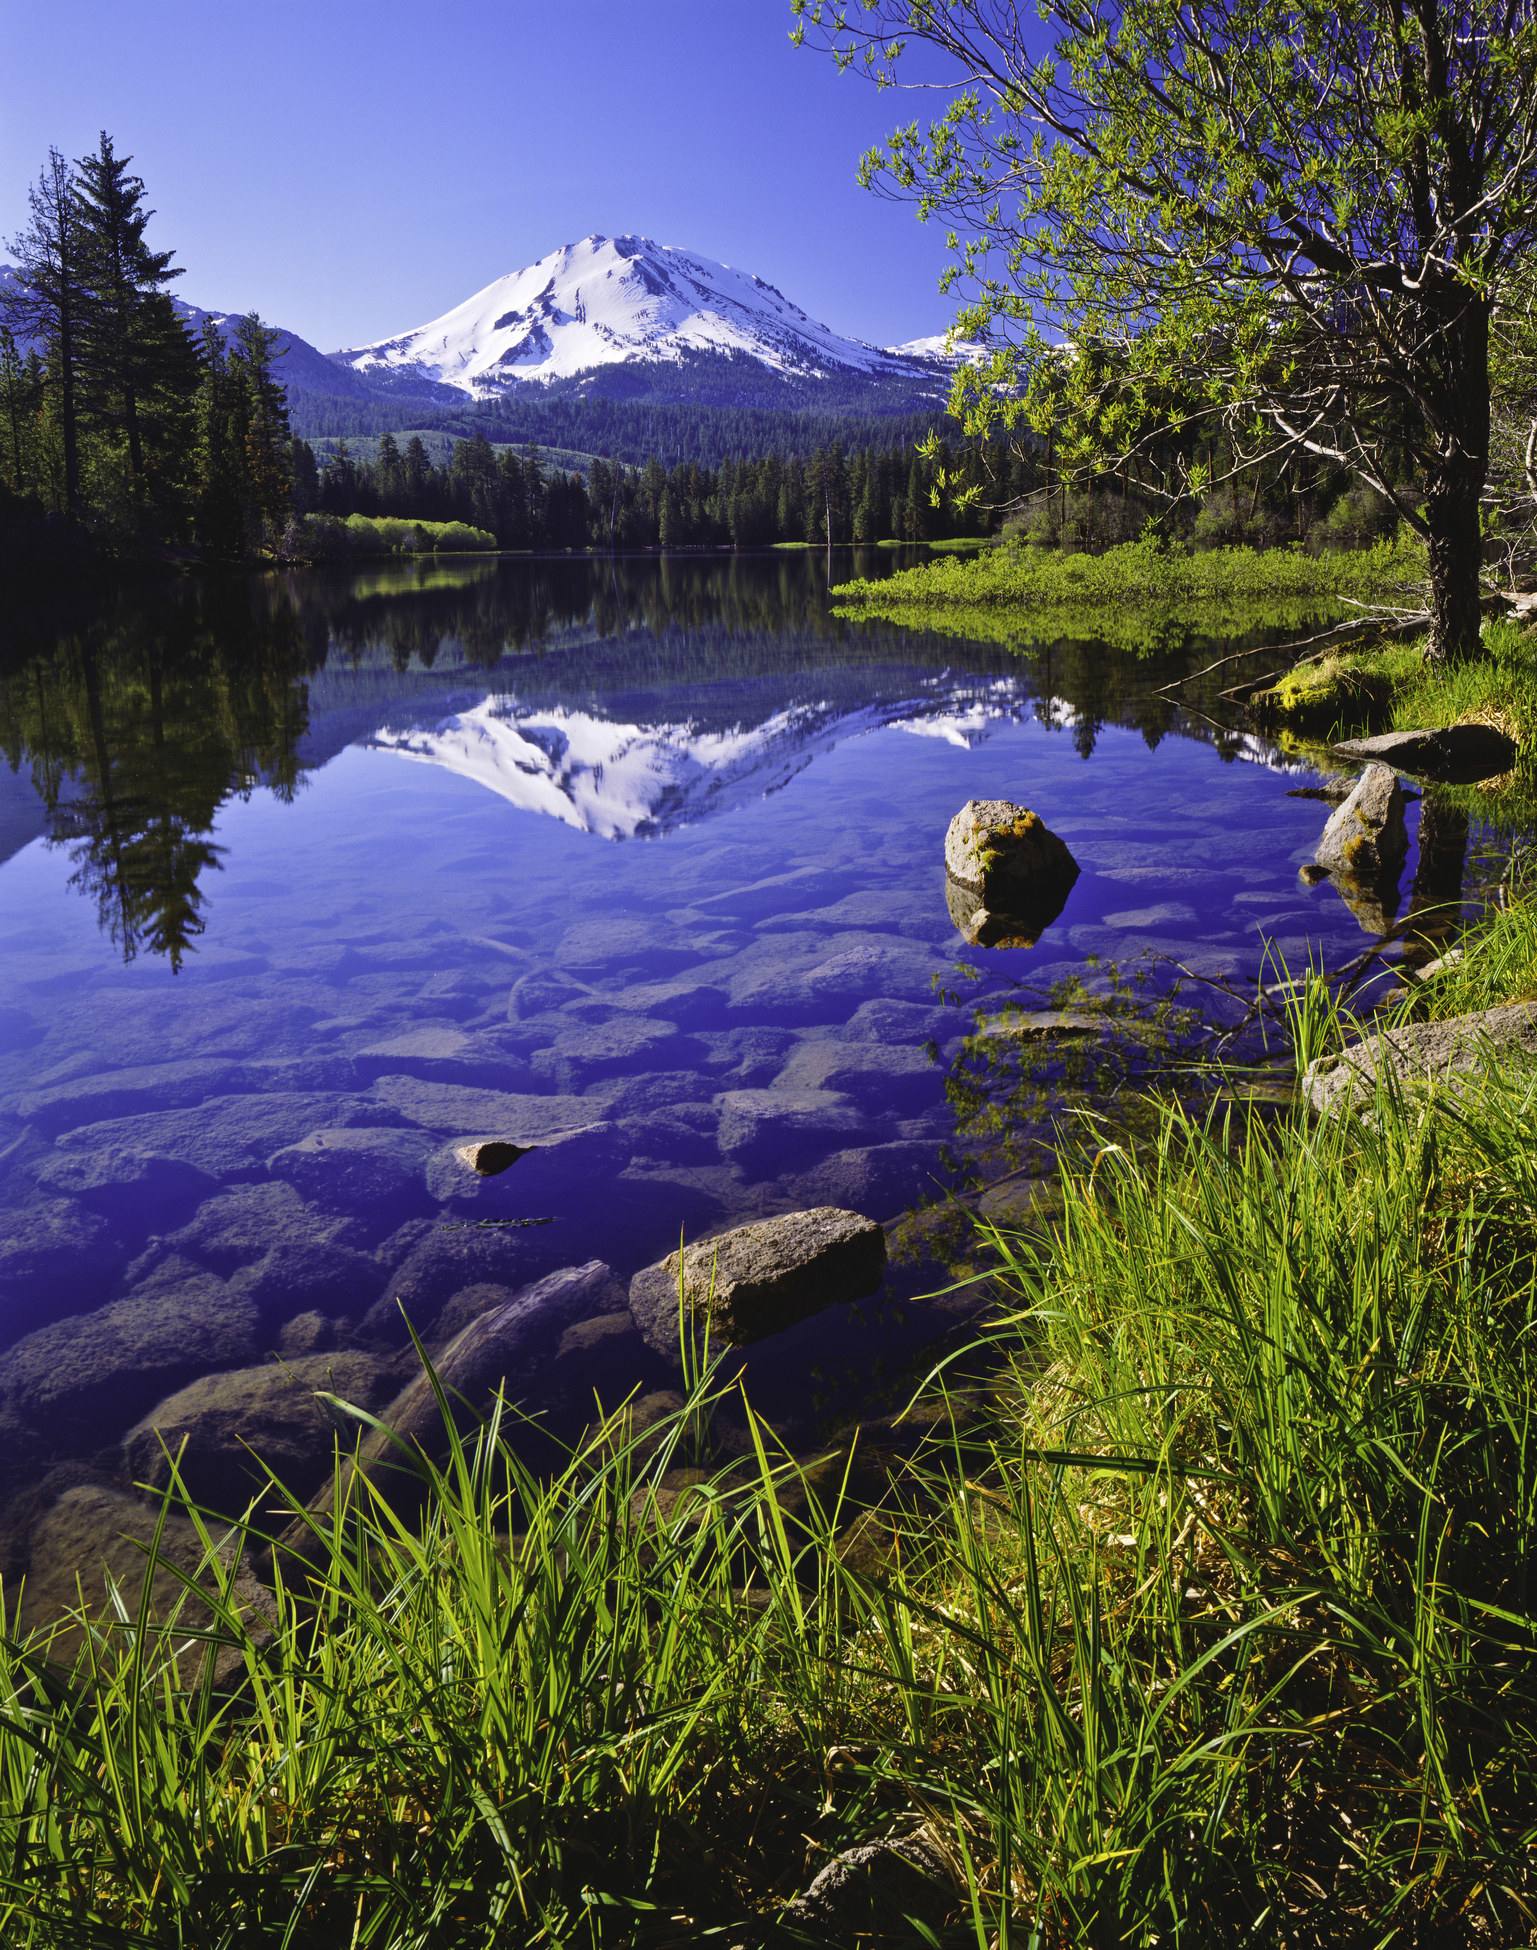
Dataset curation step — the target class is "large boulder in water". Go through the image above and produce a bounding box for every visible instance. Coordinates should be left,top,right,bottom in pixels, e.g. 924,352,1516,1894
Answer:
944,799,1079,901
628,1207,886,1354
943,800,1079,947
1314,764,1408,883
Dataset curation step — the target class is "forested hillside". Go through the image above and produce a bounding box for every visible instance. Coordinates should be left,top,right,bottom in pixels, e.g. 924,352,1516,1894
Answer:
289,430,1004,552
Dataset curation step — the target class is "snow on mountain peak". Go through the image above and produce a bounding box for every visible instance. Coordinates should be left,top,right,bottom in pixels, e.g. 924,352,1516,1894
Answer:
331,233,927,399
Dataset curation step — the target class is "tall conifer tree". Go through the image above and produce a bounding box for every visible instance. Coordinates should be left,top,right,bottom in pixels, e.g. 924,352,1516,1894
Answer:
72,133,191,495
2,148,85,515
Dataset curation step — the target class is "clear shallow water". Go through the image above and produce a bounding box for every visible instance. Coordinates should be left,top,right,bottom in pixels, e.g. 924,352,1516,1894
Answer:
0,550,1449,1538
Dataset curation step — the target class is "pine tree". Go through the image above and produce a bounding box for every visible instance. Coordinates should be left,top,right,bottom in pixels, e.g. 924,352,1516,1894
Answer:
229,314,291,544
290,436,320,513
72,133,189,495
194,321,244,554
2,148,85,514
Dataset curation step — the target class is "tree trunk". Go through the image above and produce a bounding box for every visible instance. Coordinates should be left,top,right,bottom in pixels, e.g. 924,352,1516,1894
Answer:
1421,294,1490,669
1423,465,1484,668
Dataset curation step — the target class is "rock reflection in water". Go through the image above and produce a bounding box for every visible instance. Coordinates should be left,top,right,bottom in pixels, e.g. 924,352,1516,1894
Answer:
943,871,1076,949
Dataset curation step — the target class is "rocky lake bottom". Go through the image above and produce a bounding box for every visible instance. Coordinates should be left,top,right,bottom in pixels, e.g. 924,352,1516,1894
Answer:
0,551,1479,1620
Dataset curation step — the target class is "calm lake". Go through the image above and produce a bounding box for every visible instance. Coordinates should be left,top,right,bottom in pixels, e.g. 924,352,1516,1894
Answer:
0,548,1461,1590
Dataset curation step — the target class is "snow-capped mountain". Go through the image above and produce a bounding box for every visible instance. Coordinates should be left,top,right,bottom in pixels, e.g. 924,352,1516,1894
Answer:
884,333,988,367
331,234,944,403
367,673,1035,840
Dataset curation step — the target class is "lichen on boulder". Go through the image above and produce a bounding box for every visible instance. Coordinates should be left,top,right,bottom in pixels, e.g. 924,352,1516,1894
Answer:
944,798,1079,898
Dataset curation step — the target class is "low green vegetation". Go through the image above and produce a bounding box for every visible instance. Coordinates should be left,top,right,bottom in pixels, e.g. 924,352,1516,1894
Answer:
1255,615,1537,746
829,533,1426,656
285,512,499,560
3,876,1537,1943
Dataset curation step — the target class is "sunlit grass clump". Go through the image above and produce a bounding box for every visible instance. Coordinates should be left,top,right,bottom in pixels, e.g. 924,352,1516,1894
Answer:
829,532,1426,655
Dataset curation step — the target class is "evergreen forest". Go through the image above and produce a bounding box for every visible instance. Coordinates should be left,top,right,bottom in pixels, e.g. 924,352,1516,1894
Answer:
291,431,999,553
0,137,293,567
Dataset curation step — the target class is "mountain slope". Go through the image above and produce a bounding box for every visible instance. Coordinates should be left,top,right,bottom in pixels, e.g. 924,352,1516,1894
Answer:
330,234,948,405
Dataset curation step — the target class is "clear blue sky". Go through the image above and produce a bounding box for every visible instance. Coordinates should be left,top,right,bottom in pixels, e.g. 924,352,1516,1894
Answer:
0,0,962,353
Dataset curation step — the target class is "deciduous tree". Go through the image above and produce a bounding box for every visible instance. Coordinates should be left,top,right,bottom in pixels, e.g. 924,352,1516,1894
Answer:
794,0,1537,662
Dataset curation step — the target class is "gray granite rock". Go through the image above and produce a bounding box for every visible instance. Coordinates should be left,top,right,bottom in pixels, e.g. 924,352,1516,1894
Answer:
123,1351,397,1512
1315,763,1408,883
267,1127,438,1218
628,1207,885,1352
0,1260,261,1447
1332,724,1518,784
945,798,1080,901
1303,1001,1537,1116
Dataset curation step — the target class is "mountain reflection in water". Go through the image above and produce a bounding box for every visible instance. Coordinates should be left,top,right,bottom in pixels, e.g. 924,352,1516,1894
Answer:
2,548,1306,969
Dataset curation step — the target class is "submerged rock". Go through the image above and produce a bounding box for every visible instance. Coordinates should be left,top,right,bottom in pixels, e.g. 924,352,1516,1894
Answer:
283,1263,640,1558
123,1351,397,1513
0,1261,261,1448
0,1198,122,1346
1315,763,1408,883
1332,724,1518,785
628,1206,886,1353
424,1121,631,1212
267,1127,437,1218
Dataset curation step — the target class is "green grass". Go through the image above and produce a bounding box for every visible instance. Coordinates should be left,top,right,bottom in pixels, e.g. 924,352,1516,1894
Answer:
828,532,1427,655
